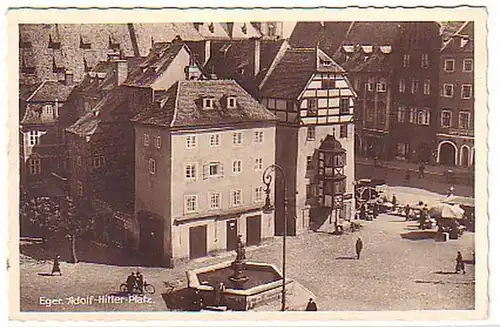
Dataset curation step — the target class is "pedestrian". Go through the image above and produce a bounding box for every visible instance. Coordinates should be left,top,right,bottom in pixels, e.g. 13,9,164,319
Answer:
392,194,397,209
359,203,366,220
405,169,411,182
418,163,425,179
305,298,318,311
51,254,62,276
355,237,363,260
214,281,225,306
136,271,144,293
126,272,136,294
447,185,455,197
419,204,429,229
455,251,466,274
404,204,411,221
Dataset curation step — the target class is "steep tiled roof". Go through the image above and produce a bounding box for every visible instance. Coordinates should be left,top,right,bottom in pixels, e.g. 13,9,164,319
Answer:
123,42,186,88
341,48,392,73
289,22,353,57
441,21,474,53
343,22,402,46
259,47,344,99
26,80,75,102
133,80,277,128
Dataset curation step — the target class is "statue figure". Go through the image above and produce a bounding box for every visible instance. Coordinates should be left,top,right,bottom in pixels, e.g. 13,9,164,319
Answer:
235,235,246,261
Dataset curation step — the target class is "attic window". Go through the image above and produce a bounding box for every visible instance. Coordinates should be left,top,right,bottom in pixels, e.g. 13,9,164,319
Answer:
48,34,61,49
80,36,91,49
109,35,120,50
380,45,392,54
202,97,215,110
319,59,332,67
52,55,65,74
20,40,32,49
208,23,215,33
361,45,373,54
342,45,355,53
227,97,237,108
460,37,469,48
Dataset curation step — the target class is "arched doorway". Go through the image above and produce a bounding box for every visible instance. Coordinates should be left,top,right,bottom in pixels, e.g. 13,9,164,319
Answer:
460,145,470,167
438,141,457,166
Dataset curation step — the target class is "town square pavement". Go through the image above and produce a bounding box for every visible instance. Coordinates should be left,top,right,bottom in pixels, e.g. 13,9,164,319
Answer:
20,206,475,312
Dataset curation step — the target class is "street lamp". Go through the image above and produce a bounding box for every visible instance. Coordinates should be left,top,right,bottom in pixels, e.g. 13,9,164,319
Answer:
262,164,287,312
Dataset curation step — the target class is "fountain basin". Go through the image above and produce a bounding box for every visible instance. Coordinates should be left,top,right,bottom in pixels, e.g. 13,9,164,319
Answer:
186,261,292,311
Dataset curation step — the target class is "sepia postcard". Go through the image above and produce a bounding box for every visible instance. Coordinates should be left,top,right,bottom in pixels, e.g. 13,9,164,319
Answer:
6,6,488,323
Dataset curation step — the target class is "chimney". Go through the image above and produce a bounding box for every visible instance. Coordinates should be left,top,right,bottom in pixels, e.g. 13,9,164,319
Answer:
254,38,261,77
204,40,211,65
115,60,128,86
64,70,74,86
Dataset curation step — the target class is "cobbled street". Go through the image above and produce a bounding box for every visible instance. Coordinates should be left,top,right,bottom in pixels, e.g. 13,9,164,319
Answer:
20,202,475,312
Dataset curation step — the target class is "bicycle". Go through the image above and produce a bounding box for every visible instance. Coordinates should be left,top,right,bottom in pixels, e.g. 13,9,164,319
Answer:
120,281,155,294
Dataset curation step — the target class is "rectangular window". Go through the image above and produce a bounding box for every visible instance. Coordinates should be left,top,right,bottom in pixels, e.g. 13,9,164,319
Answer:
459,112,471,129
254,158,263,171
210,134,220,147
397,143,407,158
366,77,375,91
207,162,223,177
397,106,406,123
417,109,430,125
443,84,454,97
423,80,431,95
254,131,264,143
28,130,40,146
185,163,196,179
144,133,150,147
444,59,455,72
202,97,215,109
321,79,335,89
227,97,237,108
43,104,53,116
403,54,410,67
421,53,429,68
232,132,242,145
409,108,417,124
340,124,348,138
286,100,296,112
461,84,472,99
376,78,387,92
155,136,161,149
411,80,420,94
232,160,242,174
399,79,406,93
185,195,198,213
149,158,156,174
306,126,316,141
29,158,41,175
186,135,197,149
254,186,263,203
463,59,473,72
76,181,83,196
209,192,221,210
306,156,313,170
231,190,242,206
93,156,105,168
441,110,452,127
339,98,350,114
306,98,317,115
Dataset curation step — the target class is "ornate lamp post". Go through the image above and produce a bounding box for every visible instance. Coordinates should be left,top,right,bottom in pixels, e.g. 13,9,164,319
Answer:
262,164,287,312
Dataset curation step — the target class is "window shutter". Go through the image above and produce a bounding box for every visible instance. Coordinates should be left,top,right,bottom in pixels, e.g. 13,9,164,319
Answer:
219,162,224,176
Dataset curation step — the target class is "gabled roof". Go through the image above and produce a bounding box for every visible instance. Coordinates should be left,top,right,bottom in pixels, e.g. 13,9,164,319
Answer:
289,22,353,57
26,80,75,102
259,47,344,99
123,42,187,88
133,80,277,128
441,21,474,53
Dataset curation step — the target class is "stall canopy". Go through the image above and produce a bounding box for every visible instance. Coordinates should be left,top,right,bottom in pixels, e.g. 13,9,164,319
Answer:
442,195,474,208
429,203,465,219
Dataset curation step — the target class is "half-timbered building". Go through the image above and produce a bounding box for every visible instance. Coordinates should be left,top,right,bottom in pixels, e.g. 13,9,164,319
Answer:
259,46,357,235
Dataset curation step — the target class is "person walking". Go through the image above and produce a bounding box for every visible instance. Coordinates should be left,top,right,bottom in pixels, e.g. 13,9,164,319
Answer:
404,204,411,221
51,254,62,276
392,194,397,209
418,163,425,179
305,298,318,311
455,251,466,274
126,272,136,294
136,271,144,293
355,237,363,260
405,169,411,182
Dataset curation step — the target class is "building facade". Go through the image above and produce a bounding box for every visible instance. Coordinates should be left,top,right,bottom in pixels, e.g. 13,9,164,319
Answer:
259,47,357,235
436,22,474,167
133,80,277,265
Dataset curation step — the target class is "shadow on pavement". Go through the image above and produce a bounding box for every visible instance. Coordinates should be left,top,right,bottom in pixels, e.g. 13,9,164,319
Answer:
400,231,436,240
37,272,55,277
335,256,357,260
463,259,475,265
435,271,457,275
21,238,167,268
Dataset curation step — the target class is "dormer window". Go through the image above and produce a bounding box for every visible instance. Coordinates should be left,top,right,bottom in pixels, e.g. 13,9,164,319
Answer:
319,59,332,67
202,97,215,110
380,45,392,54
342,45,355,53
80,35,91,49
227,97,237,108
361,45,373,54
48,34,61,49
